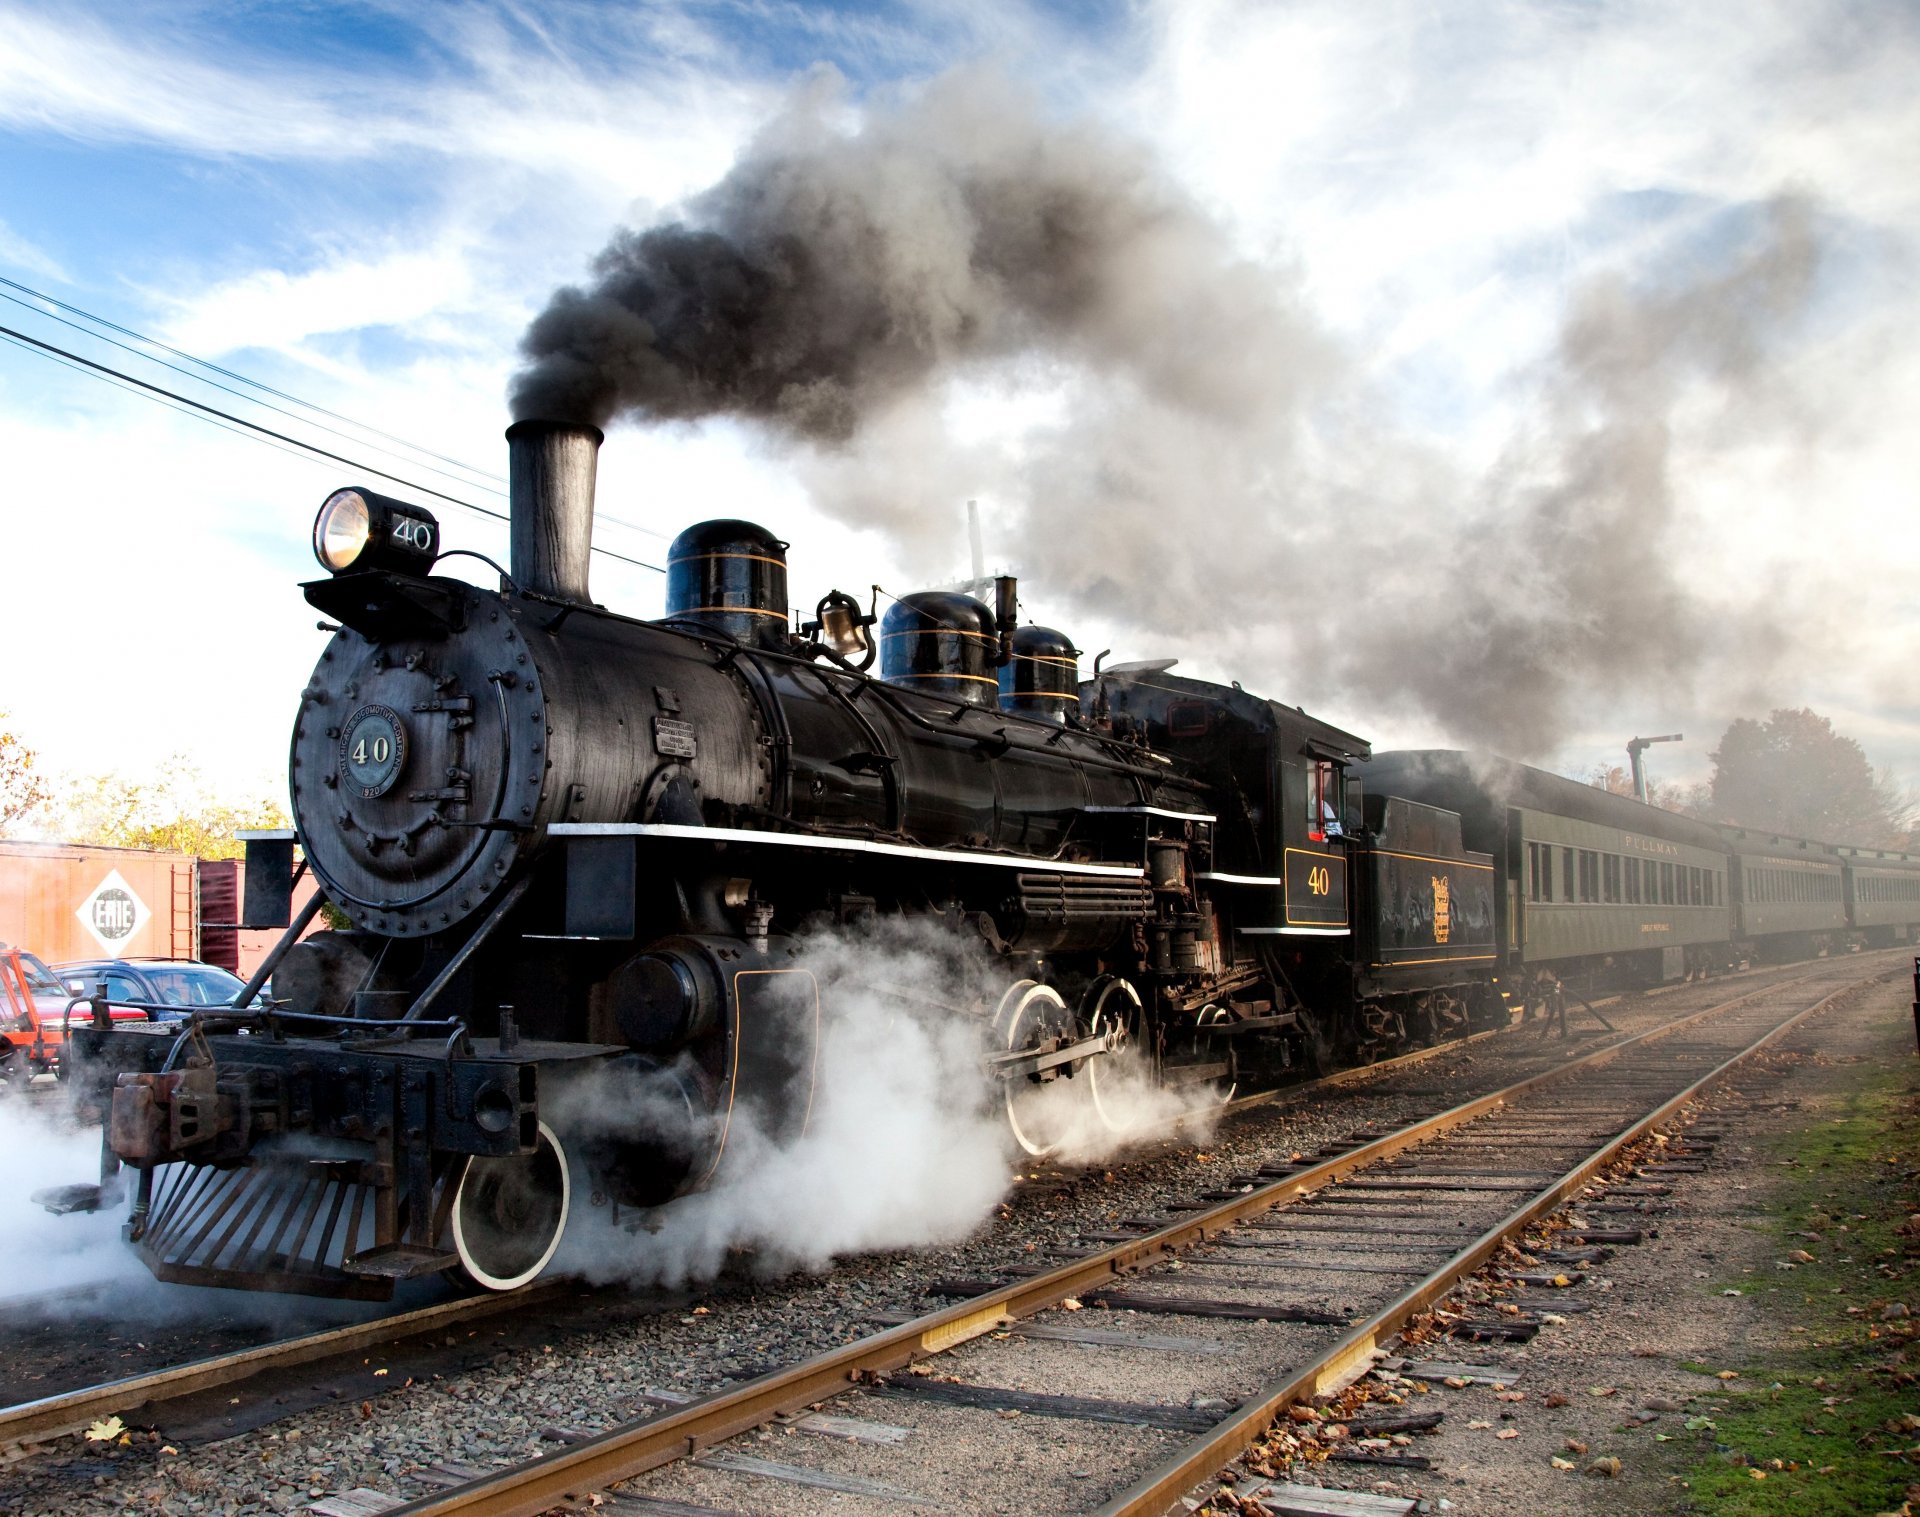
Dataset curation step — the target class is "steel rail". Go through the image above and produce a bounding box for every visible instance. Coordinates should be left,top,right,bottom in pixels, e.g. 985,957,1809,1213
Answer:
1092,968,1890,1516
0,1282,569,1450
375,955,1893,1517
1121,951,1757,1142
1193,950,1842,1132
0,957,1844,1458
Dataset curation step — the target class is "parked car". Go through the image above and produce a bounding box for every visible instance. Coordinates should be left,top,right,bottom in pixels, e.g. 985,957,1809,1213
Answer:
54,957,262,1014
0,944,151,1082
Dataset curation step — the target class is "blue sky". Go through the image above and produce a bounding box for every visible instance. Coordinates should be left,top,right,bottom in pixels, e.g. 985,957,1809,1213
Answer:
1,0,1916,814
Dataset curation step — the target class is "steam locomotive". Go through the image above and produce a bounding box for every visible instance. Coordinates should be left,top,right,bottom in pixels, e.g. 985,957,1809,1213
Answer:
55,422,1920,1299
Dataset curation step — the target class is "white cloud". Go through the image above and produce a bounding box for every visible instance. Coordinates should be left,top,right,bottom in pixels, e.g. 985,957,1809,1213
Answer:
0,1,767,190
157,246,479,356
0,216,65,281
0,0,1915,796
1136,0,1920,344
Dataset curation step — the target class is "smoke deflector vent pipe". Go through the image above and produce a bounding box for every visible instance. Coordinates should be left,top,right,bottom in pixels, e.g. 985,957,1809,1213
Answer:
507,420,603,602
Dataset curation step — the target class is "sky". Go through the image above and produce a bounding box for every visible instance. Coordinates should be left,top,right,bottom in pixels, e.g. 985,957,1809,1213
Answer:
0,0,1915,816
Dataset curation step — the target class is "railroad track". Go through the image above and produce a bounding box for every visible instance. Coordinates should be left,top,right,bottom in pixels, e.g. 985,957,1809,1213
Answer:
283,952,1894,1517
0,951,1884,1490
0,968,1571,1439
1039,944,1750,1154
0,1018,1499,1454
0,1284,574,1453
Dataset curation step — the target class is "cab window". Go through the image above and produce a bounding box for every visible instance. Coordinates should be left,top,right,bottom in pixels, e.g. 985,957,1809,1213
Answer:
1306,760,1342,842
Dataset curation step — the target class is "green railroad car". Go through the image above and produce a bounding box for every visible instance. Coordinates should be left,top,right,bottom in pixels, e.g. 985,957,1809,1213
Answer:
1834,845,1920,945
1354,751,1732,986
1718,828,1847,955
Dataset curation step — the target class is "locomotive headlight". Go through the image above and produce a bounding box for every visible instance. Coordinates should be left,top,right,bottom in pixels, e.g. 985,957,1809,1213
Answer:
313,487,440,577
314,489,370,570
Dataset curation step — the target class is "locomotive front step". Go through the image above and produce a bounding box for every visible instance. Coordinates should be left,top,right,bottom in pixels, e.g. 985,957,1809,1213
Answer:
343,1242,463,1280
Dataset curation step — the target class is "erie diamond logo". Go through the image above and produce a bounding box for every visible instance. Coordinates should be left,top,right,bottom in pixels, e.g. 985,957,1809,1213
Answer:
76,869,151,954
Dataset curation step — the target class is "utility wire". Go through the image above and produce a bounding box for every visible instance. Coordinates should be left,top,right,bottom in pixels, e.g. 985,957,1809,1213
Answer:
0,323,663,575
0,276,669,544
0,287,509,499
0,273,504,484
0,329,355,476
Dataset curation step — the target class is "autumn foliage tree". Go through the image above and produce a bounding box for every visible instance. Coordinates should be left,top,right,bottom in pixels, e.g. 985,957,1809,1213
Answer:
55,759,288,859
1704,708,1912,845
0,713,53,836
1586,762,1701,816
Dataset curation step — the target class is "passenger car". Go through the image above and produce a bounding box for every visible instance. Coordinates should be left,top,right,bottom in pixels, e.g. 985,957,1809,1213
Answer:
54,957,258,1013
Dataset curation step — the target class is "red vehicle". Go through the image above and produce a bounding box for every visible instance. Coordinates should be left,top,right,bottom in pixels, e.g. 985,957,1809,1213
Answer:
0,945,148,1081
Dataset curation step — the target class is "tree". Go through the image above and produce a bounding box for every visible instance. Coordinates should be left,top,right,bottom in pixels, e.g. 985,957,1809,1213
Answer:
0,713,52,836
1704,708,1913,845
54,758,289,859
1585,762,1700,816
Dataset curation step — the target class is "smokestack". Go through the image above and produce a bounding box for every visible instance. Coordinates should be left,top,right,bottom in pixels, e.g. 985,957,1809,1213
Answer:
506,420,602,602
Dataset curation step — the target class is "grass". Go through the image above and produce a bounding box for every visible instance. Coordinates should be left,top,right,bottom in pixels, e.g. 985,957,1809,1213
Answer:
1668,1049,1920,1516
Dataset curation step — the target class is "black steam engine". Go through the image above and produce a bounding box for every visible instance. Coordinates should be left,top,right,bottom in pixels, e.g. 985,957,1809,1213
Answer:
50,424,1543,1297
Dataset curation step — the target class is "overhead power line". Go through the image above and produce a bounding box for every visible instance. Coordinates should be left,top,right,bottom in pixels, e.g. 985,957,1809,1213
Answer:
0,322,663,575
0,274,668,544
0,273,505,485
0,287,509,499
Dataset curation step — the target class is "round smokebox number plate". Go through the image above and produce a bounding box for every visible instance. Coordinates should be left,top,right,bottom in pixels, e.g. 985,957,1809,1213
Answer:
340,705,408,798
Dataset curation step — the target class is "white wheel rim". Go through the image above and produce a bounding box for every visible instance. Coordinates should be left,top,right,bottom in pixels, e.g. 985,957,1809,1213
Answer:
1085,977,1143,1132
995,982,1071,1157
450,1119,571,1292
1195,1005,1238,1104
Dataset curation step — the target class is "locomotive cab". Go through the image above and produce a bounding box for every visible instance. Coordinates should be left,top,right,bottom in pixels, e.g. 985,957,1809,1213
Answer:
1089,666,1369,940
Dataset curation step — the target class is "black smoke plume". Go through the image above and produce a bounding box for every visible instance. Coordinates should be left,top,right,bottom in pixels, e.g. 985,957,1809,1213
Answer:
515,67,1823,759
510,66,1328,438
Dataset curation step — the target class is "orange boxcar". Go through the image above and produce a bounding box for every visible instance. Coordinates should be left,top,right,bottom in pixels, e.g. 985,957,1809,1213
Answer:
0,840,199,965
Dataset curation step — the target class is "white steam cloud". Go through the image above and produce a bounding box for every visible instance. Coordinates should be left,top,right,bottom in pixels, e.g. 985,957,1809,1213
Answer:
0,1092,393,1328
550,922,1221,1289
0,1094,150,1300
